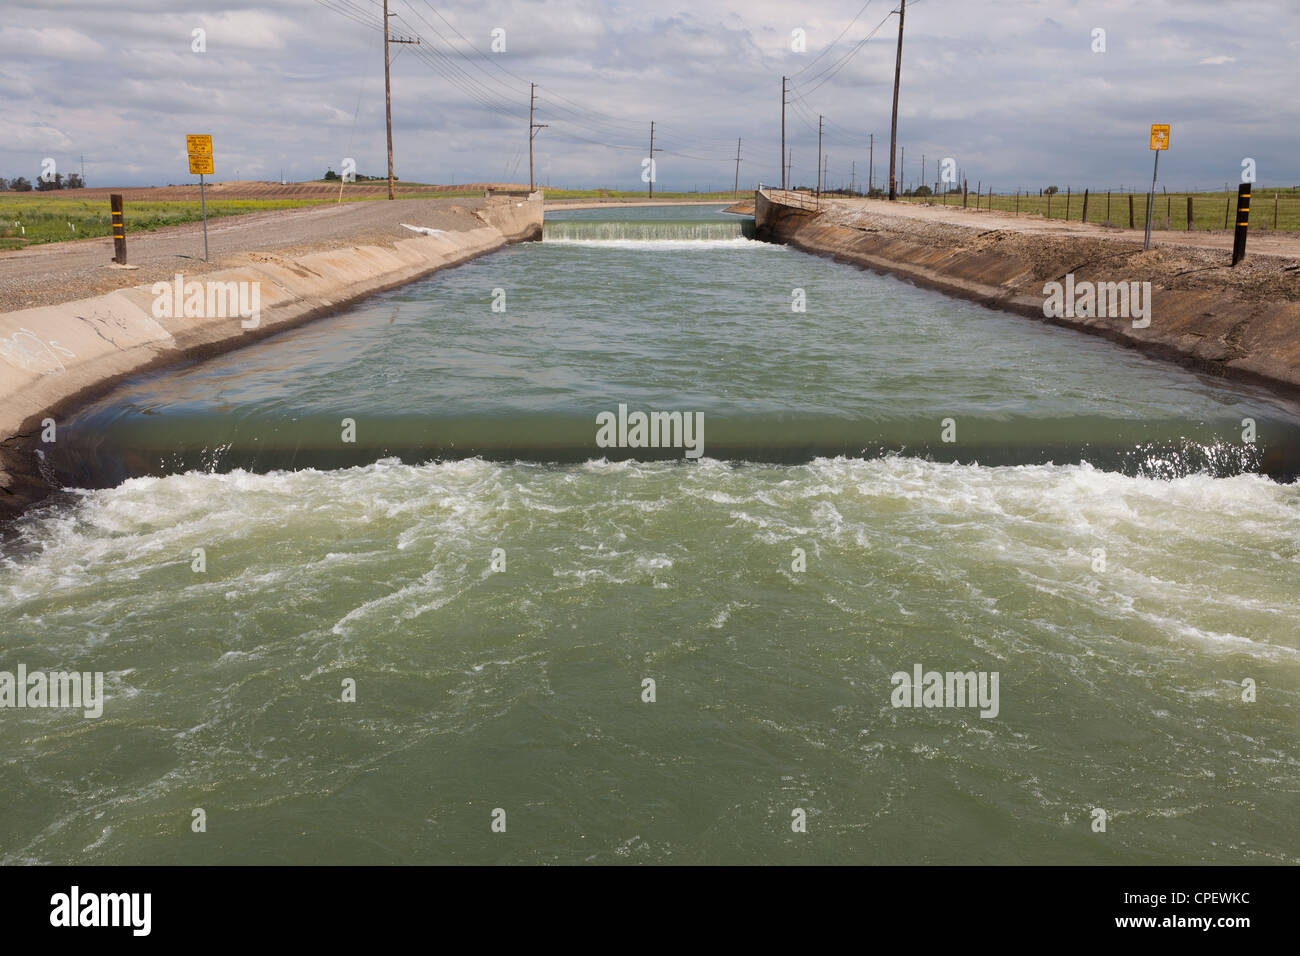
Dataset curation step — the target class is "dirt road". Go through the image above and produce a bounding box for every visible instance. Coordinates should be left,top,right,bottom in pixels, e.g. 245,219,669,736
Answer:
0,197,500,312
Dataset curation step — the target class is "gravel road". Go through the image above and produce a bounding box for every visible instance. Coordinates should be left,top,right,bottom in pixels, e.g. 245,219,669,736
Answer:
0,197,495,313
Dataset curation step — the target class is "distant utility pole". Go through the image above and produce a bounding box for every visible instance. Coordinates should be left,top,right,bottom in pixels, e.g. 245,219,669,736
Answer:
648,121,656,199
817,115,824,198
733,138,742,196
851,161,856,194
80,155,85,187
921,154,925,192
529,83,548,191
781,76,789,190
869,133,874,193
888,0,906,200
383,0,419,200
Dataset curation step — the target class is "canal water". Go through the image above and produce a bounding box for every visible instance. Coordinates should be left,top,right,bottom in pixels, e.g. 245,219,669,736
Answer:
1,204,1296,864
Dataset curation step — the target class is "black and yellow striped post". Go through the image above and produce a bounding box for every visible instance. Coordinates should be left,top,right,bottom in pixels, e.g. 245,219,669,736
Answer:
1231,182,1250,266
110,193,126,264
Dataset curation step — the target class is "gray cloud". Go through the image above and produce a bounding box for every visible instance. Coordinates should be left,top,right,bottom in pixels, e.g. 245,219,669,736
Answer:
1,0,1296,191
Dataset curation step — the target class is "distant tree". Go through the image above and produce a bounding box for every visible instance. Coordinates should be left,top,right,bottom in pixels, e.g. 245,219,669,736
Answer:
914,185,932,196
323,168,339,181
0,177,7,191
65,172,84,189
35,172,64,191
11,176,32,192
1045,185,1060,196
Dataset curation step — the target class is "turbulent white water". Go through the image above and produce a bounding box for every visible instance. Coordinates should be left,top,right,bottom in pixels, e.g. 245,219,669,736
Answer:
2,205,1297,865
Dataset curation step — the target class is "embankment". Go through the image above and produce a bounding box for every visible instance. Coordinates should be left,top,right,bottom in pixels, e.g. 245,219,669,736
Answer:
755,190,1300,398
0,197,543,519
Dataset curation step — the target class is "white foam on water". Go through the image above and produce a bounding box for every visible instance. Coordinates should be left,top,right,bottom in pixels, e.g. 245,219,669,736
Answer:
541,237,778,250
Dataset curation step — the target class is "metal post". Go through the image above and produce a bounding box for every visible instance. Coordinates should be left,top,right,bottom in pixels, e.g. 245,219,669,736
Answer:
648,121,655,199
199,174,208,262
868,133,873,194
780,77,787,190
734,138,741,197
1144,150,1159,250
816,115,823,200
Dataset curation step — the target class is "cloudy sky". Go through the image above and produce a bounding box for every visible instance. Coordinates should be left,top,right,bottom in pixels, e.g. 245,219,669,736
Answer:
2,0,1296,192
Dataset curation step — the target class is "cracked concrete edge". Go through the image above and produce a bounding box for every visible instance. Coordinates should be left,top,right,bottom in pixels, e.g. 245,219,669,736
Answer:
756,191,1300,401
0,199,544,521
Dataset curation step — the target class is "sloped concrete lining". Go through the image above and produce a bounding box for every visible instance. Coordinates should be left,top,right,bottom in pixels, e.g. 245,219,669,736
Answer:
753,189,1300,400
0,197,543,519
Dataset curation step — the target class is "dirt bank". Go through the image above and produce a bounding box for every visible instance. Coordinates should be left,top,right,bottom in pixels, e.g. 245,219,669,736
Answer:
755,190,1300,398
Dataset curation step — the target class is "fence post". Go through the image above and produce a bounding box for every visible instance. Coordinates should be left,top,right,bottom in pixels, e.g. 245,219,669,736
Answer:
1128,194,1134,229
1232,182,1250,265
110,194,126,264
1047,191,1053,217
1015,189,1019,215
1187,196,1193,231
1224,195,1230,229
1081,189,1089,223
1066,186,1071,219
1106,191,1111,222
1274,192,1278,230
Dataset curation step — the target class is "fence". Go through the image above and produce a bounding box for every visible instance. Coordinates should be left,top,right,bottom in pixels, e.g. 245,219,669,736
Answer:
894,185,1300,232
762,187,821,212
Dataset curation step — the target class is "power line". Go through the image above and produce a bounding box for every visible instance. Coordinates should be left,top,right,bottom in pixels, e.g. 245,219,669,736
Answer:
789,0,876,78
790,9,895,102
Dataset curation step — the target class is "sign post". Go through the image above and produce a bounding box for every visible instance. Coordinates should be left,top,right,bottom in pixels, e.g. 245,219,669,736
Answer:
1145,124,1169,251
186,135,214,262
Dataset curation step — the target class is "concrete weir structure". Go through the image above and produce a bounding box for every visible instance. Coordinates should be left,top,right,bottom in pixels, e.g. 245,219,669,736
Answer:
754,188,1300,399
0,195,544,518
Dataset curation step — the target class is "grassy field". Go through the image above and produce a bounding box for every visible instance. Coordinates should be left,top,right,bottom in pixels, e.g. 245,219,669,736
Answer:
0,197,335,250
896,186,1300,232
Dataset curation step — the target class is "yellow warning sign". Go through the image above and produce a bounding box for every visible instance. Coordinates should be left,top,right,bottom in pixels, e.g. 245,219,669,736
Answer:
189,154,214,175
1149,124,1170,150
186,135,213,155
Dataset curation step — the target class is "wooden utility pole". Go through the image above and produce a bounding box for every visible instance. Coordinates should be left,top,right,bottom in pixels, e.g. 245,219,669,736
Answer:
851,160,856,194
816,115,824,198
382,0,419,200
888,0,906,200
648,121,656,198
733,138,742,196
787,148,792,188
781,77,788,190
529,83,548,191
